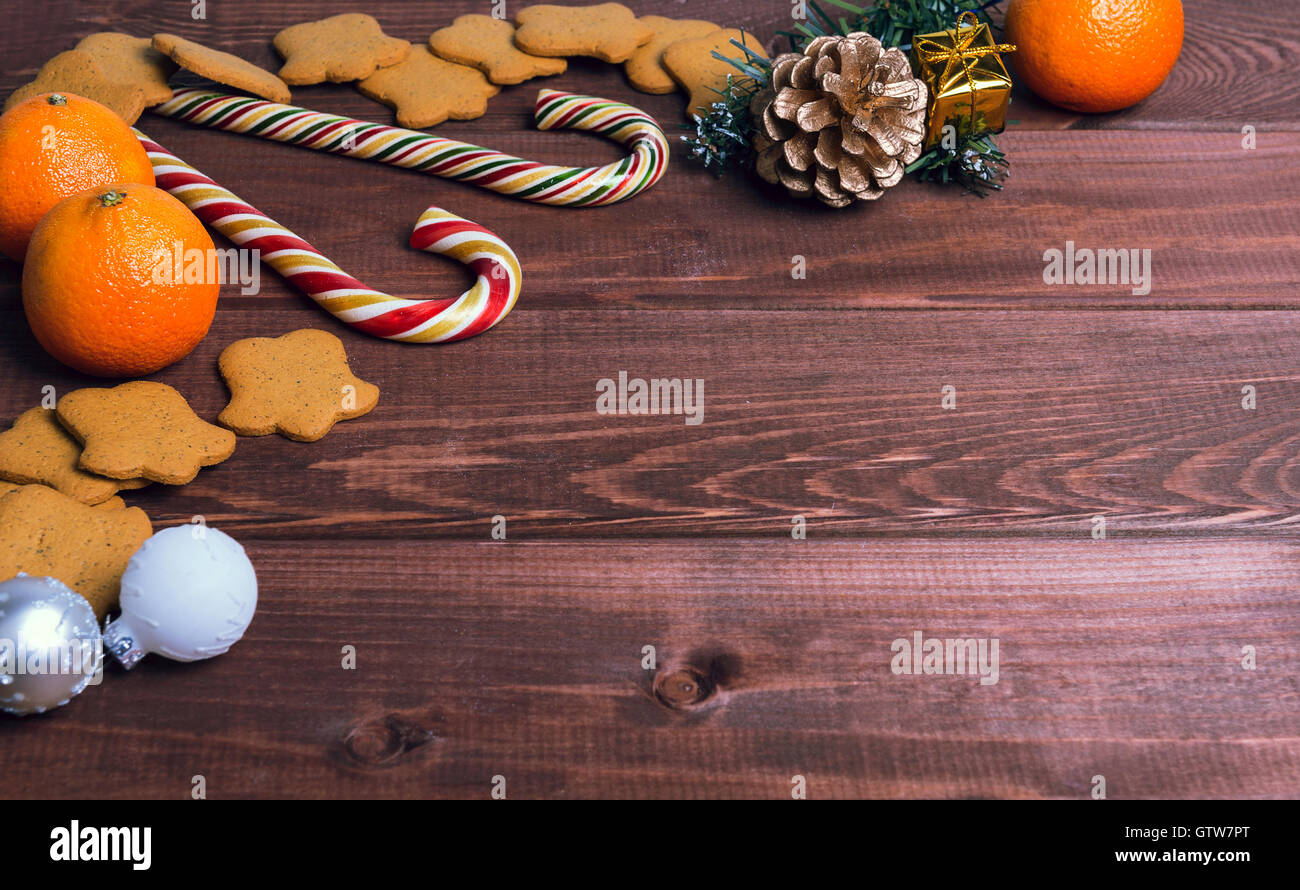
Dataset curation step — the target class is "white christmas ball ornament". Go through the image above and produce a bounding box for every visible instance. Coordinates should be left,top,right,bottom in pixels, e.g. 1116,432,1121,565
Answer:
105,526,258,669
0,574,103,716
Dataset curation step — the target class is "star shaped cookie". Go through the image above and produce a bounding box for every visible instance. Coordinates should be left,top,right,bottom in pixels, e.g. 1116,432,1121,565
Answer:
357,46,499,128
56,382,237,486
152,33,291,103
0,407,148,505
429,14,567,85
514,3,654,63
663,29,769,118
3,49,147,123
273,13,410,84
0,483,152,618
218,329,380,443
76,32,177,106
624,17,722,94
2,482,126,510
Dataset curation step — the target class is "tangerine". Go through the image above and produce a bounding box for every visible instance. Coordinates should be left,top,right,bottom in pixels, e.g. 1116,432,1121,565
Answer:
0,92,154,262
22,184,219,377
1005,0,1184,113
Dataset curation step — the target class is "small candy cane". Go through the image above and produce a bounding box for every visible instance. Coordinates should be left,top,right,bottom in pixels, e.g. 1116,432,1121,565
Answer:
151,87,668,206
136,132,521,343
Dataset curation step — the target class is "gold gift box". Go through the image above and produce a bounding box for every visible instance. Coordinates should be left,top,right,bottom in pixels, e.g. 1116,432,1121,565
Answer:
910,14,1015,149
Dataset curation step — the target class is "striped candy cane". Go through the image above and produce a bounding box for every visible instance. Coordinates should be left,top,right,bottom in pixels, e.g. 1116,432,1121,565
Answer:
151,87,669,206
136,132,521,343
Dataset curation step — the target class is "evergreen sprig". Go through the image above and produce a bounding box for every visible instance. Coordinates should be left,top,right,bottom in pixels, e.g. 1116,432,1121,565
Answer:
682,0,1012,195
683,73,762,176
905,111,1008,195
681,36,771,176
780,0,998,53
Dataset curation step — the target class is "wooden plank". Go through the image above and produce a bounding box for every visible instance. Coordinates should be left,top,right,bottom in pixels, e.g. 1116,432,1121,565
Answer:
2,1,1293,130
2,309,1298,538
0,538,1294,799
2,126,1297,310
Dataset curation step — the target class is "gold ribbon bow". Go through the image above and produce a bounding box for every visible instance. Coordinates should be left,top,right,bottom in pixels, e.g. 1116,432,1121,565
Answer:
913,11,1017,135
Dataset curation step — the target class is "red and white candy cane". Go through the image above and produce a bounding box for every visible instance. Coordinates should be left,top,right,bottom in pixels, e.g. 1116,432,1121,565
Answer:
150,88,668,206
135,131,520,343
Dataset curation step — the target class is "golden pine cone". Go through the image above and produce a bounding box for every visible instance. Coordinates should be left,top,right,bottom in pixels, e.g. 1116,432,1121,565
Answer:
752,33,928,207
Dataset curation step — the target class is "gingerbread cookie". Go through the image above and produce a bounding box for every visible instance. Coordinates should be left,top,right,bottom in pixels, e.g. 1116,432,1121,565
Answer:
76,32,177,106
0,483,151,618
357,46,499,129
273,13,410,85
514,3,654,63
57,381,236,486
624,16,722,94
3,50,147,123
218,329,380,443
662,29,769,118
152,33,291,103
0,407,147,506
429,14,566,86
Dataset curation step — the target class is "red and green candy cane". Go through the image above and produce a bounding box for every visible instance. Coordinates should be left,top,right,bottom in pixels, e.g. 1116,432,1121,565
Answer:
150,88,669,206
136,132,522,343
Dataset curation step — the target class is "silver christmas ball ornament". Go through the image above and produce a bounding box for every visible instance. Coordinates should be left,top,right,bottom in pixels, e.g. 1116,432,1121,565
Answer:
0,574,103,716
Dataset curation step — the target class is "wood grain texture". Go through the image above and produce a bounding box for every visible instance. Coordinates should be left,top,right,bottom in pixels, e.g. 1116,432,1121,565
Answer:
0,539,1294,799
0,1,1297,800
3,309,1299,537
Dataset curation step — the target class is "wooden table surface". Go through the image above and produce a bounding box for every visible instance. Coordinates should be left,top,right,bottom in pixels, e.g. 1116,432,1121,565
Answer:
2,0,1298,799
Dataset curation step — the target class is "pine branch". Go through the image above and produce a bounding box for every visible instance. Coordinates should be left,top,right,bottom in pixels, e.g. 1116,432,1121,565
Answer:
779,0,1002,51
680,35,772,176
905,112,1009,195
681,73,763,176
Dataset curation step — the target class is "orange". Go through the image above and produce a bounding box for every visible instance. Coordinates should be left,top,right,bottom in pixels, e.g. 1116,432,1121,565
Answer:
0,92,155,263
22,183,219,377
1005,0,1184,113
